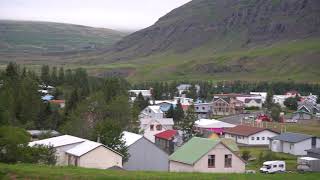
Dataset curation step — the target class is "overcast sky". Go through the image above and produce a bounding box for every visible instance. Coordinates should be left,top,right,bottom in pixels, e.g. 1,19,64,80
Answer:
0,0,191,31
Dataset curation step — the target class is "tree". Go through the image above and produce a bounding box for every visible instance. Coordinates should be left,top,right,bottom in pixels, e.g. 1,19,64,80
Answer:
133,92,148,111
93,120,129,162
241,150,251,161
181,104,197,142
186,85,198,100
58,67,65,85
265,89,274,109
166,105,174,118
41,65,50,85
270,104,281,122
173,100,184,126
284,97,298,110
0,126,30,163
50,67,58,86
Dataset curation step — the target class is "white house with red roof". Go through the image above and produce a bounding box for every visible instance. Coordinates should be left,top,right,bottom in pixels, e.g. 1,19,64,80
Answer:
140,118,174,143
154,130,183,154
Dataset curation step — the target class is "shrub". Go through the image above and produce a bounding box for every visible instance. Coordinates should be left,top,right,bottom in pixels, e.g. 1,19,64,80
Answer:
241,150,251,161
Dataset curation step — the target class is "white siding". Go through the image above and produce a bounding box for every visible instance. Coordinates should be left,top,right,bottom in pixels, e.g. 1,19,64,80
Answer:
79,146,122,169
55,143,82,165
248,130,279,145
170,143,245,173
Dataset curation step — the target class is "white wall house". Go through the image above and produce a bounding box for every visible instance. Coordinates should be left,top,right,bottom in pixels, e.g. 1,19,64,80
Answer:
140,106,164,119
140,118,174,143
29,135,122,169
250,92,267,103
244,99,263,109
224,125,279,146
270,132,320,156
169,137,245,173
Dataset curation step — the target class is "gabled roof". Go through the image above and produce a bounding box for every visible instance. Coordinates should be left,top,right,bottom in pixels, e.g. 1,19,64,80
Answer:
270,132,315,143
244,99,262,103
148,105,163,114
122,131,143,146
140,118,174,126
306,148,320,155
154,130,177,140
169,137,243,165
28,135,85,147
195,119,236,128
224,125,279,137
66,140,102,156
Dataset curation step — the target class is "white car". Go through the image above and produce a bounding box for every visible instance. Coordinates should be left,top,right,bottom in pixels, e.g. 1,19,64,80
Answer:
260,161,286,174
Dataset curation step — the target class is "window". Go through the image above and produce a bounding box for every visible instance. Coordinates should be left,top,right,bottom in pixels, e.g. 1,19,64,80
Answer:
196,107,199,110
208,155,215,168
251,137,254,140
257,137,260,140
262,137,265,140
273,165,277,168
279,164,284,168
202,107,205,110
290,144,293,150
150,125,154,131
156,124,162,131
225,154,232,168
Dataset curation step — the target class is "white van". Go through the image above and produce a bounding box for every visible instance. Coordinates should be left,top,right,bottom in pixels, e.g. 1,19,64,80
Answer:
260,161,286,173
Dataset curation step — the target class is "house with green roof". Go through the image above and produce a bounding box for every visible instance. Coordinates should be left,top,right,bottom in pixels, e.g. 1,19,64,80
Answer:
169,137,245,173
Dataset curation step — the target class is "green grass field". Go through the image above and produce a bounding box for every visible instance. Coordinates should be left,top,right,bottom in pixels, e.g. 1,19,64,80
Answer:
0,163,319,180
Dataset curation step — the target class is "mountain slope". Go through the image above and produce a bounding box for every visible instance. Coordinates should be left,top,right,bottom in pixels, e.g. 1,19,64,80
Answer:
0,20,127,54
91,0,320,82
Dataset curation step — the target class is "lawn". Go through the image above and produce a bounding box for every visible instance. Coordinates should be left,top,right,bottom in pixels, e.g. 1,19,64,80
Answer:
0,163,319,180
239,147,297,171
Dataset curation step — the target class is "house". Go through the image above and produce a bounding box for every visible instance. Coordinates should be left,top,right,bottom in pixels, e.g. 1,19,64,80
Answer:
273,95,289,108
129,89,152,101
212,95,244,116
194,103,213,119
250,92,267,103
41,94,54,101
29,135,122,169
49,100,66,108
176,84,200,96
195,119,236,135
285,90,300,97
140,118,174,143
122,131,169,171
292,110,313,120
306,148,320,159
154,130,183,154
169,137,245,173
27,130,60,141
297,101,320,115
224,125,280,146
139,105,164,119
244,99,263,109
269,132,320,156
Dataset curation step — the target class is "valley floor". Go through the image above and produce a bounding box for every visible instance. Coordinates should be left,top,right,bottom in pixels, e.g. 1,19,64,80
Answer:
0,163,319,180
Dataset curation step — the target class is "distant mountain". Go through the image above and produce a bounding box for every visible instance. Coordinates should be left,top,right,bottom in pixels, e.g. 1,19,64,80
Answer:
0,20,127,54
97,0,320,82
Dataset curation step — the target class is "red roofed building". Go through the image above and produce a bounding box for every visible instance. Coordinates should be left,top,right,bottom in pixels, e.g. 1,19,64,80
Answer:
154,130,182,154
49,100,65,108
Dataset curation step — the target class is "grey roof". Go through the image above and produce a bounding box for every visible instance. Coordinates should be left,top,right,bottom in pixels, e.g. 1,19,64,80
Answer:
270,132,314,143
306,148,320,154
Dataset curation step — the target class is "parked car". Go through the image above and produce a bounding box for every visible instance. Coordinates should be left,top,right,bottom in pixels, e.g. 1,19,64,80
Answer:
256,114,271,122
260,161,286,173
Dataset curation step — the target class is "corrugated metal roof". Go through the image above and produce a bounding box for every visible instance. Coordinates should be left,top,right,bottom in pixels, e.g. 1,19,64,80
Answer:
66,140,101,156
154,130,177,140
122,131,143,146
28,135,85,147
270,132,314,143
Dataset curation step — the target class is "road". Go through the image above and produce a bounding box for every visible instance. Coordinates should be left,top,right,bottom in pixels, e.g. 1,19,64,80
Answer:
219,111,264,125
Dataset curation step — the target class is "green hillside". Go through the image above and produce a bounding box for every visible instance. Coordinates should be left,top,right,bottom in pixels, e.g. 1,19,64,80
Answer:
1,163,319,180
0,20,127,54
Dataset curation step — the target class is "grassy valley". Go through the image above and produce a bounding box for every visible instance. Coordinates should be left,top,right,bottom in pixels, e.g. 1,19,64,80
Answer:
1,163,320,180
